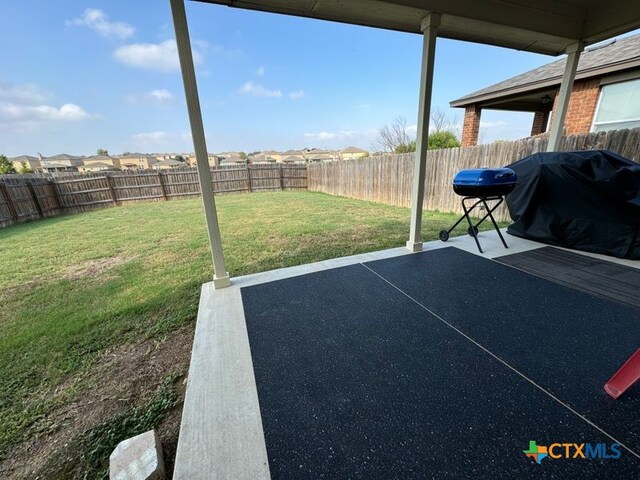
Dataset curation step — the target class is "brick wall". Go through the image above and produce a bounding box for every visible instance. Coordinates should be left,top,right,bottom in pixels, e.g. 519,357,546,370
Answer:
563,78,601,134
530,111,550,136
461,105,481,147
548,78,601,135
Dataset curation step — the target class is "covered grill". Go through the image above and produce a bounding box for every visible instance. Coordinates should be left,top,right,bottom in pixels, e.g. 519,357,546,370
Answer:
439,168,517,253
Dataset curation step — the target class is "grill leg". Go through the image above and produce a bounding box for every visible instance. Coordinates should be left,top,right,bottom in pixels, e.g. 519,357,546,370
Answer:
446,198,482,235
480,198,508,248
462,198,483,253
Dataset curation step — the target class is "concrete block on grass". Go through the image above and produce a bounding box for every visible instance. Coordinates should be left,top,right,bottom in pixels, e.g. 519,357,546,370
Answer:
110,430,165,480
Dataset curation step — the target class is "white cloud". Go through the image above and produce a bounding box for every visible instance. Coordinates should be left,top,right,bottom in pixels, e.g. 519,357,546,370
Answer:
114,40,203,72
256,66,266,76
133,131,169,143
125,89,175,105
304,129,365,141
132,130,194,149
0,83,48,104
304,131,336,140
1,103,91,122
238,81,282,98
67,9,134,40
480,120,508,129
146,89,174,103
0,82,95,133
302,129,378,148
208,43,242,58
289,90,305,100
192,39,210,51
477,112,533,143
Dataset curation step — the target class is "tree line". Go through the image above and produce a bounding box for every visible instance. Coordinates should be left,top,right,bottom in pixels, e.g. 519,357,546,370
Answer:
374,108,461,154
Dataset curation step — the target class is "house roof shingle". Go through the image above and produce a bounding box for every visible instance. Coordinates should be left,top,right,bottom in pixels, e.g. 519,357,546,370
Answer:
8,155,38,162
282,155,305,163
451,34,640,107
341,146,367,153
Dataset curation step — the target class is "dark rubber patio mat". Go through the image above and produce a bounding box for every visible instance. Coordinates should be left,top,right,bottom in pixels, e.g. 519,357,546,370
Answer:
241,249,640,479
495,246,640,310
364,247,640,456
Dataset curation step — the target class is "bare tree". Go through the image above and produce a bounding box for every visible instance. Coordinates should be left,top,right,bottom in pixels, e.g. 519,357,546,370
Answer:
374,108,461,153
430,107,459,133
375,116,413,153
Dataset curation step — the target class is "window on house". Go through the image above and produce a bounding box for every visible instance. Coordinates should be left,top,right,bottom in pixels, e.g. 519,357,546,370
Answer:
592,78,640,132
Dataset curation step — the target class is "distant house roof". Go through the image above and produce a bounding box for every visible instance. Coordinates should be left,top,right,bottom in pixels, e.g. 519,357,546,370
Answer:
155,159,184,166
83,162,115,169
119,154,156,160
46,153,84,161
450,34,640,107
282,149,303,155
307,153,334,161
282,155,305,163
9,155,38,162
220,156,245,163
42,163,72,168
84,155,115,163
306,149,334,155
252,153,276,162
341,146,367,153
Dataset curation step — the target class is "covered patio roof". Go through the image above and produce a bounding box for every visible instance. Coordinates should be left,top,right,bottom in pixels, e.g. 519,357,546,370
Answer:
195,0,640,55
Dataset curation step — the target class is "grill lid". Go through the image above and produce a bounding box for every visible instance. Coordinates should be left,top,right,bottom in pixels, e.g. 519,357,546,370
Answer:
453,168,517,187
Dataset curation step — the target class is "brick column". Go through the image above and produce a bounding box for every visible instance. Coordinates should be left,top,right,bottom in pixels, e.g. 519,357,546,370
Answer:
530,111,550,136
461,104,481,146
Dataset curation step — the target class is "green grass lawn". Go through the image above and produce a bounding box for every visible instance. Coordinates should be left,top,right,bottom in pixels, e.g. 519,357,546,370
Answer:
0,190,508,476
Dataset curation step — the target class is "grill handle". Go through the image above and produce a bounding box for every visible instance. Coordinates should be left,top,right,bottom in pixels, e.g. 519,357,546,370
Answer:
495,171,515,179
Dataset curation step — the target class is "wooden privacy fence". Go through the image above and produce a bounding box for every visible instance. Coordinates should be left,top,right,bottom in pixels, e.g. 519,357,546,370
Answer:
0,164,307,228
308,128,640,222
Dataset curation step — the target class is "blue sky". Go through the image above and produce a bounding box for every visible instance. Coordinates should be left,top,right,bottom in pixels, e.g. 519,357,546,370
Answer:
0,1,583,156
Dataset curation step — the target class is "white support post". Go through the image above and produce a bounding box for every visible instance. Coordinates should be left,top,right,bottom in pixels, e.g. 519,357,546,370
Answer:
170,0,230,288
546,41,584,152
406,13,440,252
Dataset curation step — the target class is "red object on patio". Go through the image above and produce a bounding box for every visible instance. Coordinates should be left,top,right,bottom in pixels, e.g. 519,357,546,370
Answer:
604,349,640,399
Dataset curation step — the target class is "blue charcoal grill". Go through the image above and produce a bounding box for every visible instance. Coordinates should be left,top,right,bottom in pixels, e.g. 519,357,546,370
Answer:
439,168,517,253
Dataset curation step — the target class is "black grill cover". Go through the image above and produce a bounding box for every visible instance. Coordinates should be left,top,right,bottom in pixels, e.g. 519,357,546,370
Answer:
506,150,640,259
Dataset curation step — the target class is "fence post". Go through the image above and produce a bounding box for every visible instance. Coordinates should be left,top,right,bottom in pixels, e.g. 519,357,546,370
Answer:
0,182,18,223
157,172,168,200
279,164,284,190
50,179,65,211
246,166,252,192
26,181,44,218
210,168,217,194
106,175,118,205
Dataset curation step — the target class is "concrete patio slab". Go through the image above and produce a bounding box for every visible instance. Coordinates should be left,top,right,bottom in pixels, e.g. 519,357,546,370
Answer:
173,230,640,478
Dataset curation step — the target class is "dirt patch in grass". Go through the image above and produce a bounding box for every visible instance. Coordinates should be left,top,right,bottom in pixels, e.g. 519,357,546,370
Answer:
1,256,130,301
60,256,129,282
0,326,194,479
